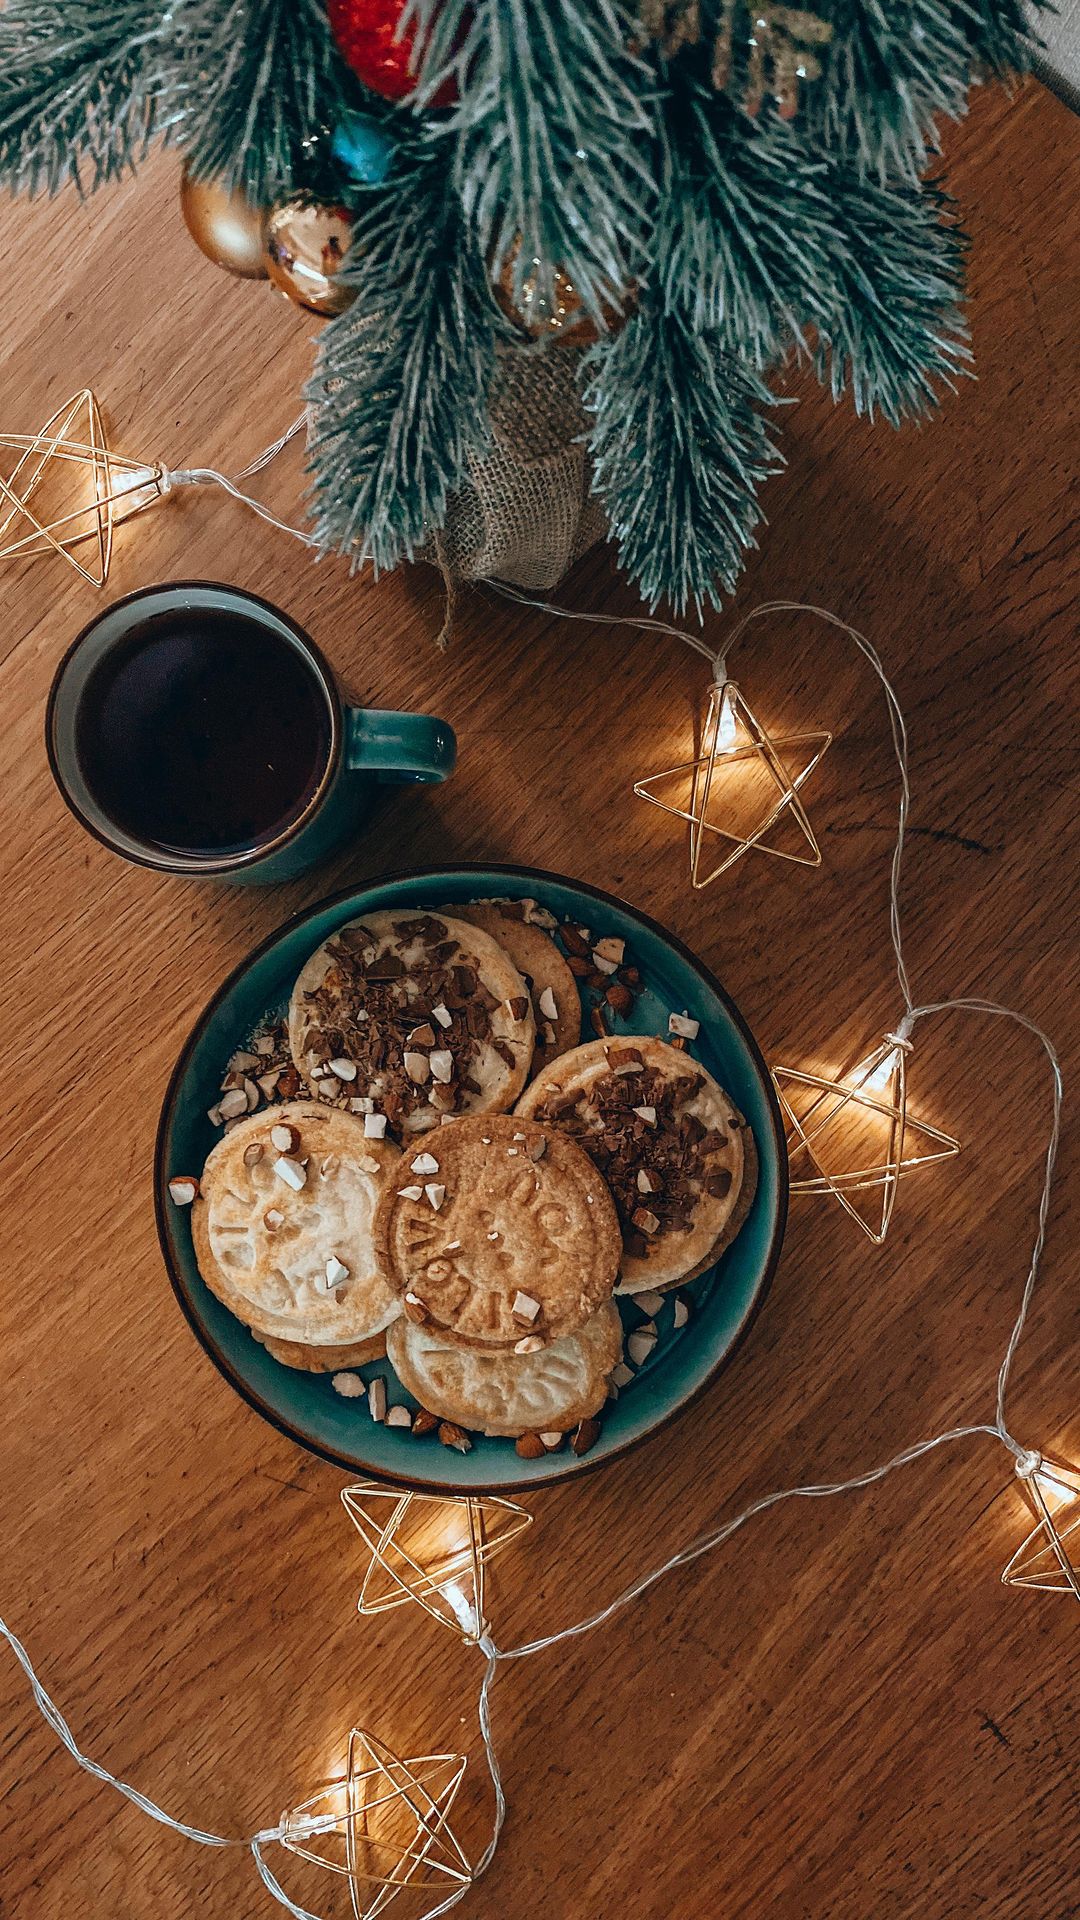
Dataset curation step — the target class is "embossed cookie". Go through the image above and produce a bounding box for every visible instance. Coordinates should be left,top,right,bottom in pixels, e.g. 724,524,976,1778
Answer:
372,1113,620,1350
191,1102,402,1342
252,1330,387,1372
516,1036,756,1292
288,910,535,1136
387,1300,622,1437
436,900,581,1072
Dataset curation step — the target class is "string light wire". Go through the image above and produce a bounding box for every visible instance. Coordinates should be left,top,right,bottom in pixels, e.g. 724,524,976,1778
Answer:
0,589,1066,1920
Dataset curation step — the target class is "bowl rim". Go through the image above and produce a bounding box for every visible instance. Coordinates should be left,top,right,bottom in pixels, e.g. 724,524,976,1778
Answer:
154,861,789,1492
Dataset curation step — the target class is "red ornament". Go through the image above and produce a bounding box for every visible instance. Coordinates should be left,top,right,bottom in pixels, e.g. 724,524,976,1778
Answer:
328,0,457,105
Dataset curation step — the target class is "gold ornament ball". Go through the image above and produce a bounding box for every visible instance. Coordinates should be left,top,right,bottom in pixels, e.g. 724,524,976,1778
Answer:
496,250,601,344
262,201,356,317
179,168,268,279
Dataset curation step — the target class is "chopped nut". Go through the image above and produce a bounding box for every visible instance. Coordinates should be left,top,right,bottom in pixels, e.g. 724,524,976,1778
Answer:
274,1155,306,1191
559,924,591,957
412,1408,439,1435
631,1207,660,1235
431,1003,453,1029
429,1050,454,1084
438,1421,472,1453
406,1024,436,1048
539,1431,563,1450
632,1289,665,1316
328,1056,358,1081
242,1076,260,1112
363,1112,387,1139
411,1152,440,1176
424,1183,446,1210
168,1176,199,1206
255,1072,281,1100
218,1087,249,1120
386,1404,413,1429
243,1143,264,1168
397,1185,423,1201
668,1010,700,1039
673,1297,690,1329
368,1377,387,1422
632,1105,657,1126
594,937,625,966
571,1417,601,1456
254,1034,276,1056
605,982,633,1017
271,1123,300,1153
627,1329,658,1366
542,1021,557,1045
325,1254,349,1288
403,1050,430,1085
332,1372,365,1398
514,1335,544,1355
263,1207,285,1231
515,1432,546,1459
506,996,530,1022
589,1004,610,1039
512,1290,541,1323
206,1102,223,1127
528,1135,548,1162
358,1154,381,1174
610,1362,635,1388
315,1076,340,1101
404,1292,430,1325
636,1169,658,1194
538,986,559,1020
592,953,619,976
565,954,590,978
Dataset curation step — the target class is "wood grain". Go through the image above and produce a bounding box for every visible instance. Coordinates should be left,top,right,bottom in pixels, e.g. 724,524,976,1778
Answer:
0,77,1077,1920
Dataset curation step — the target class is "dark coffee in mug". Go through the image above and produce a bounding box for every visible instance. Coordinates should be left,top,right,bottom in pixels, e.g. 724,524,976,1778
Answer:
74,603,332,856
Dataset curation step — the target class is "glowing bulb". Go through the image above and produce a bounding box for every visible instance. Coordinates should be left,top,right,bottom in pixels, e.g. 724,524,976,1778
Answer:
859,1046,900,1096
714,681,738,753
441,1581,480,1639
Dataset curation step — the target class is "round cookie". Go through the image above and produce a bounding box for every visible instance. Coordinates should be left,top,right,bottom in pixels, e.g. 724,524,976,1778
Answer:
373,1112,620,1350
436,900,581,1071
387,1301,623,1437
252,1330,387,1372
288,909,534,1136
191,1101,402,1342
516,1036,756,1292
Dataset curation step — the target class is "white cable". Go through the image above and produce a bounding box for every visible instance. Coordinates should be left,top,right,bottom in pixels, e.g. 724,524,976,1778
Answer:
159,413,320,551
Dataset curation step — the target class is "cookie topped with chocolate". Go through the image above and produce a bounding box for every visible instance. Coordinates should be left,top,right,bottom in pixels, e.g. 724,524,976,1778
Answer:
515,1035,756,1292
288,910,535,1138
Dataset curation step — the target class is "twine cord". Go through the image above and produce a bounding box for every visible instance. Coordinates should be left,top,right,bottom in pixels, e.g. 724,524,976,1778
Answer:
0,592,1065,1920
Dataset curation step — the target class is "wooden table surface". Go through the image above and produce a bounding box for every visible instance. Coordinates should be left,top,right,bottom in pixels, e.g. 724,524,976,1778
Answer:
0,77,1077,1920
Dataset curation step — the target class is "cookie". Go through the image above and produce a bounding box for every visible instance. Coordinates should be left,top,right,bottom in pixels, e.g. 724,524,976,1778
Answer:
387,1300,622,1437
288,909,534,1137
515,1036,756,1292
191,1101,402,1342
372,1112,620,1350
252,1330,387,1372
436,900,580,1071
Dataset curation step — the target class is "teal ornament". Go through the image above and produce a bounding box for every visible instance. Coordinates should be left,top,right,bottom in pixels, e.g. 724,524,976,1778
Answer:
331,110,396,185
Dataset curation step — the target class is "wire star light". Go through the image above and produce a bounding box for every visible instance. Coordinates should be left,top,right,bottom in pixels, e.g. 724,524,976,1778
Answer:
1002,1450,1080,1601
279,1726,472,1920
634,676,832,888
0,388,164,585
341,1485,533,1642
773,1030,961,1243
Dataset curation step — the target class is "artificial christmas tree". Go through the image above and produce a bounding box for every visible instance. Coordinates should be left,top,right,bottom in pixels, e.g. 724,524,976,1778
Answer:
0,0,1042,614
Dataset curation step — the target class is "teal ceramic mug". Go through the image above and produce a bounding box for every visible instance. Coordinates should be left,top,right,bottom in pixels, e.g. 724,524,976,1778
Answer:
45,581,456,883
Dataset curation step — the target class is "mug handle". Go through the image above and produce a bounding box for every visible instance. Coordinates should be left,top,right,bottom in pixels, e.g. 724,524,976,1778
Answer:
345,708,457,785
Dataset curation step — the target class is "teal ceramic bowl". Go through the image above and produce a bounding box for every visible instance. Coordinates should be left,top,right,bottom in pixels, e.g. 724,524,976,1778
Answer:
156,866,787,1490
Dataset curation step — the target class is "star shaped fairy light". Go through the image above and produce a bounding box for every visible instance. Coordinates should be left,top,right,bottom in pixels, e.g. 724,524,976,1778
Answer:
1002,1451,1080,1602
773,1032,961,1243
0,388,163,585
634,679,832,888
279,1727,472,1920
341,1485,533,1641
